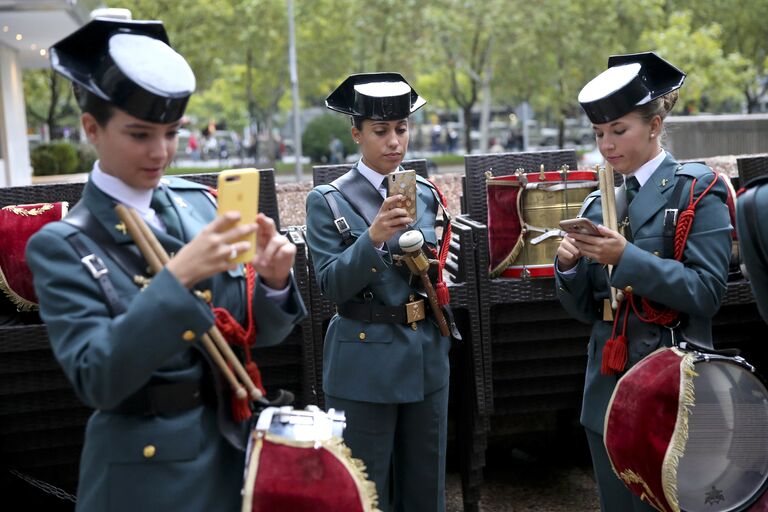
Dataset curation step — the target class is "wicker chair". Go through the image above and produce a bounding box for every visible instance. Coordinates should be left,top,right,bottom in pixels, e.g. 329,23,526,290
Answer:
0,169,316,503
736,153,768,187
305,159,487,511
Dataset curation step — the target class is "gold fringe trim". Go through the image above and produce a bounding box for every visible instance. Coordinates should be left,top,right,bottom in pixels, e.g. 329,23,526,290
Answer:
241,435,264,512
245,433,381,512
618,468,669,512
660,349,698,512
0,264,37,311
489,234,525,278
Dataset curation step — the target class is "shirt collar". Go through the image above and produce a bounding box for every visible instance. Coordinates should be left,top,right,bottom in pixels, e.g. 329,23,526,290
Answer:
356,158,398,198
90,161,165,231
628,148,666,188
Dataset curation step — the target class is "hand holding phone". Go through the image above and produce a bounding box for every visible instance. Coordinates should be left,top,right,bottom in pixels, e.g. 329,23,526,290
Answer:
217,168,260,263
559,217,602,237
387,169,418,220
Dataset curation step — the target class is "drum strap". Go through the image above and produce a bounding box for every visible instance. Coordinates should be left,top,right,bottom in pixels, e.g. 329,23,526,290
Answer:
662,172,688,259
63,204,143,317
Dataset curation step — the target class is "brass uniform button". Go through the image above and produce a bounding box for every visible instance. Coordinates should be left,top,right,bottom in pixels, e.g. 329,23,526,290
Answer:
371,267,377,273
410,322,418,331
358,332,366,341
199,289,213,303
624,285,633,294
182,330,196,342
653,251,661,257
143,445,156,458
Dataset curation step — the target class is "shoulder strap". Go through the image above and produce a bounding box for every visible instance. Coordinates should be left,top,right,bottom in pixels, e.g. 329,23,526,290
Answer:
63,205,147,278
330,169,383,227
62,205,149,317
64,231,126,317
662,167,689,259
319,188,353,247
741,185,768,272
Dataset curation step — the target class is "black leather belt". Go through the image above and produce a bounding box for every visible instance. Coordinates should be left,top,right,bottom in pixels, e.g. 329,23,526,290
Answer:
109,379,207,417
337,299,426,324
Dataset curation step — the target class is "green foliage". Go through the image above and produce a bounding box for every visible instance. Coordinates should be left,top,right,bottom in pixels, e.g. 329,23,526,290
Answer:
76,144,98,173
640,11,753,111
302,114,356,163
30,143,80,176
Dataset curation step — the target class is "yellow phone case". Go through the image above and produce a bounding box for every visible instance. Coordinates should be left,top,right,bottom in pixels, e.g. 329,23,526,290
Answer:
387,169,418,219
217,168,260,263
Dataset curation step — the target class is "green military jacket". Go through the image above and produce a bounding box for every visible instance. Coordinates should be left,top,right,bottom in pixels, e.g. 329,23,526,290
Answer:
26,176,306,512
556,154,731,434
305,167,450,403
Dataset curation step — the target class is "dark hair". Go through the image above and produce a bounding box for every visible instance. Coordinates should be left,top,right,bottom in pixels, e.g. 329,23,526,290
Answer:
74,85,115,126
350,116,410,131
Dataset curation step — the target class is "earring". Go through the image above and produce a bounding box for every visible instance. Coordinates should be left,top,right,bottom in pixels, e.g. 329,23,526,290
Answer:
650,133,656,138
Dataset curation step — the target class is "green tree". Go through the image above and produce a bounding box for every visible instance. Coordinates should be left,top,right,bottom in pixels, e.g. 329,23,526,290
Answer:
302,113,356,163
23,69,79,139
640,11,753,112
668,0,767,112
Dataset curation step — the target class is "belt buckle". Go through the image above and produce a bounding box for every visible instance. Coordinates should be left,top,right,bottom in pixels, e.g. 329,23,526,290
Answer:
405,300,426,323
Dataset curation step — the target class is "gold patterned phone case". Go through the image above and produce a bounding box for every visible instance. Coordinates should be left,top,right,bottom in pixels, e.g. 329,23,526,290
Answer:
387,169,418,219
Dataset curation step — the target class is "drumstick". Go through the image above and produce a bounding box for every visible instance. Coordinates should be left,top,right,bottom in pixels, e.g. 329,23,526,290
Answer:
124,207,263,401
598,165,620,309
115,204,259,401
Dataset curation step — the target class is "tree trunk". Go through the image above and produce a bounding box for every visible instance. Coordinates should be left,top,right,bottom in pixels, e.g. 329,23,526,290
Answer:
557,116,565,148
463,105,473,154
265,114,276,167
46,70,60,139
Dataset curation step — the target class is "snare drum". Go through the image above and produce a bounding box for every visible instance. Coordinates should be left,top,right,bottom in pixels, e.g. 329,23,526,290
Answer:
486,168,598,278
605,347,768,512
241,406,380,512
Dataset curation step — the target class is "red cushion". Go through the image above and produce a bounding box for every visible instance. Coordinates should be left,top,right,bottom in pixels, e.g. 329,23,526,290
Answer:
0,202,68,310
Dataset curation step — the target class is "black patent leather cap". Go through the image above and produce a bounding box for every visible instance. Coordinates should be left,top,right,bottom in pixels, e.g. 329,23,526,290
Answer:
50,18,195,124
578,52,686,124
325,72,426,120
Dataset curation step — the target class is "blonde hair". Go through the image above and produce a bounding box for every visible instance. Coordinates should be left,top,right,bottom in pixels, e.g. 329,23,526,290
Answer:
635,90,679,123
635,90,679,142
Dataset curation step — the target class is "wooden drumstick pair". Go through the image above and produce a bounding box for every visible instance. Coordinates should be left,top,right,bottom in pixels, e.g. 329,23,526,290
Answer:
597,163,623,316
114,204,264,403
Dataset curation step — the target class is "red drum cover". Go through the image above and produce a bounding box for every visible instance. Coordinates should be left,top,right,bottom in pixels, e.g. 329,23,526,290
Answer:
242,433,380,512
486,174,523,274
0,202,68,310
605,348,689,512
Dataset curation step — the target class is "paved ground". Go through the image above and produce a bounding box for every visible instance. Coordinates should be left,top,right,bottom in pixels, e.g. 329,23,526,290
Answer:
445,428,600,512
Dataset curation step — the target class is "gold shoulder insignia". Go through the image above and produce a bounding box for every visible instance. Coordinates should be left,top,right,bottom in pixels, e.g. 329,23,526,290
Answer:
115,222,127,235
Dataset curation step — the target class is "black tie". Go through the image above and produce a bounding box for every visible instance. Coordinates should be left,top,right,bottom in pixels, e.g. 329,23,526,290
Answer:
625,176,640,205
380,177,388,197
150,187,183,239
